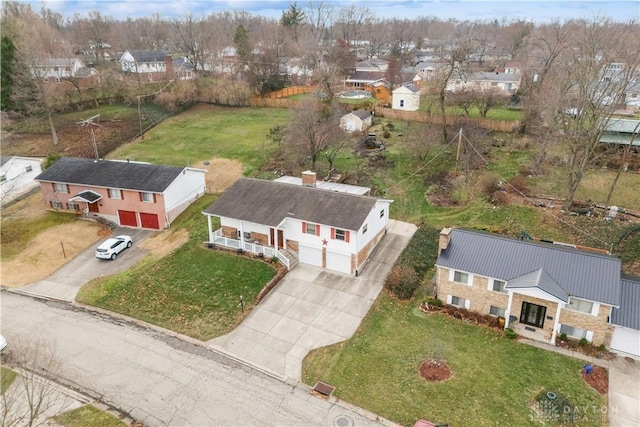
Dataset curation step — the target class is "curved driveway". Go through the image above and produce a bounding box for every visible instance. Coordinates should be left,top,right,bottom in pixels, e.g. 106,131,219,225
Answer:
17,227,153,301
210,220,417,380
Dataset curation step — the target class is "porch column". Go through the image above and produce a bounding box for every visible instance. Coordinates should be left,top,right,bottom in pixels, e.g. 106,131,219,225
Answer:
239,222,245,250
505,290,515,328
550,302,563,344
273,228,279,253
206,216,213,242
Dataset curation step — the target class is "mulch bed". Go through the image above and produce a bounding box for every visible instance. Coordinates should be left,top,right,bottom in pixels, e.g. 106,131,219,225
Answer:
582,365,608,394
419,358,452,382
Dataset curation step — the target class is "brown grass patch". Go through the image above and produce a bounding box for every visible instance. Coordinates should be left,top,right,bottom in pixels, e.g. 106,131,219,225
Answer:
203,157,243,193
1,221,103,287
137,228,189,258
1,192,47,220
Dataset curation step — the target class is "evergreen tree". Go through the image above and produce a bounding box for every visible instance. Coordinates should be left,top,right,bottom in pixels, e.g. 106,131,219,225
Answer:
1,35,16,110
280,2,305,41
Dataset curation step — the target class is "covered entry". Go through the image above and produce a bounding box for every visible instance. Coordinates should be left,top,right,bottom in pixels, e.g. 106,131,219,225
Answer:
69,190,102,214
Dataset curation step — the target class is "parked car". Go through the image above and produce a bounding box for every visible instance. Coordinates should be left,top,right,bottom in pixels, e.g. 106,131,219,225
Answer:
95,235,132,260
0,334,7,352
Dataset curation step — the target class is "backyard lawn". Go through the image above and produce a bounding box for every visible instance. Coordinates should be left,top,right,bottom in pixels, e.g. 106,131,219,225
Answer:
302,292,606,427
77,196,278,340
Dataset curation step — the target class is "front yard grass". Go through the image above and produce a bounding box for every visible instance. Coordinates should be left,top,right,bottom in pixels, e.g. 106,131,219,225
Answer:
1,367,17,394
77,195,277,340
302,292,605,427
53,405,126,427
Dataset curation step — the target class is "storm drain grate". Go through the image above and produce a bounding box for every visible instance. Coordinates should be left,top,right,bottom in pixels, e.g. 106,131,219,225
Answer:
313,381,335,396
334,415,354,427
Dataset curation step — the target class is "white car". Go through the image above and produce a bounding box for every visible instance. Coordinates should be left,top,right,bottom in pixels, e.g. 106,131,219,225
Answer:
95,235,133,260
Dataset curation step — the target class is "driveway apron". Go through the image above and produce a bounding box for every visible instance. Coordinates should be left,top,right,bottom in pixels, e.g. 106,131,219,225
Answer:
15,227,152,302
209,220,417,380
608,355,640,426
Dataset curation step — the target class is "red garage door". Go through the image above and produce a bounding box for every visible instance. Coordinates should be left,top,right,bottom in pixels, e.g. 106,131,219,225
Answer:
118,210,137,227
140,212,160,229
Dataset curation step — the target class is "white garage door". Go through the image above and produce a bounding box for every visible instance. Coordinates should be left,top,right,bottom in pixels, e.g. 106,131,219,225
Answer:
326,250,352,274
299,244,322,268
611,326,640,357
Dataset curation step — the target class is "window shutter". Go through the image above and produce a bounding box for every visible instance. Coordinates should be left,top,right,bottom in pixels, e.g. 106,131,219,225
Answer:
315,224,320,236
49,201,53,208
51,183,55,191
121,190,124,200
464,299,471,310
66,184,70,193
108,189,112,199
446,295,452,304
139,192,143,201
153,193,156,203
302,222,306,233
345,231,350,242
331,228,335,239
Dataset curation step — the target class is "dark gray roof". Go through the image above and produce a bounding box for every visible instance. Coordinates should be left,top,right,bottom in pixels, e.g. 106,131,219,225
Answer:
69,190,102,203
350,110,371,120
1,156,13,166
505,269,569,303
610,277,640,329
203,178,380,230
436,229,621,306
346,71,386,82
128,50,167,62
452,71,520,83
35,157,183,193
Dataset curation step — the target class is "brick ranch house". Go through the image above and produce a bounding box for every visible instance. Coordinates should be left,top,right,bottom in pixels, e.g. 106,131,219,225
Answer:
203,173,392,275
35,157,206,230
435,228,640,356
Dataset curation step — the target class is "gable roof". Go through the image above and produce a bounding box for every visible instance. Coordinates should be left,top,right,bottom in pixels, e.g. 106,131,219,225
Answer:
347,110,371,120
346,71,386,83
451,71,520,83
35,157,184,193
436,229,621,306
505,269,569,303
203,178,383,230
610,276,640,329
393,84,420,93
125,50,167,63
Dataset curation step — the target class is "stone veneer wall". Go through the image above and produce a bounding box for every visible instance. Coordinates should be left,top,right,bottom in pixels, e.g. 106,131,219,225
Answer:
559,304,613,346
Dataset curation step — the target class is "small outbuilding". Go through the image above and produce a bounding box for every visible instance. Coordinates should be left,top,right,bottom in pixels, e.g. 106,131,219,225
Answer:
340,110,373,133
392,84,421,111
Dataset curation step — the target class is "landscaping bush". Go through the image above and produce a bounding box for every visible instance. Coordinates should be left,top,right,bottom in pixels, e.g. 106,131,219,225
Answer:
399,227,439,278
426,297,443,307
504,328,518,339
560,333,568,342
479,174,500,197
385,122,395,130
508,175,531,196
384,264,419,299
579,337,588,347
491,190,509,206
383,130,391,138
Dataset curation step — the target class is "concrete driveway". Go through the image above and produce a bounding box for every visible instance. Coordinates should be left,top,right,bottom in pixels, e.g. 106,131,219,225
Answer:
609,355,640,426
17,227,153,302
210,220,417,380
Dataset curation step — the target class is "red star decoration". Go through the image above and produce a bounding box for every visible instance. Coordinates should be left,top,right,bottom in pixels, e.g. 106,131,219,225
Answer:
322,238,328,246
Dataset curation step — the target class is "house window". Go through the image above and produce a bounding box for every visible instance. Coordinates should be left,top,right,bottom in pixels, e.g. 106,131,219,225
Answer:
140,192,154,203
335,229,346,241
362,224,368,234
43,78,49,82
560,324,588,340
400,100,405,107
520,302,546,328
305,222,316,235
379,209,385,218
67,202,79,211
450,295,468,308
109,188,122,199
55,77,62,83
54,183,68,193
25,165,33,172
489,306,505,317
491,279,507,293
50,201,63,209
491,82,498,86
237,231,251,240
453,270,469,285
567,297,593,314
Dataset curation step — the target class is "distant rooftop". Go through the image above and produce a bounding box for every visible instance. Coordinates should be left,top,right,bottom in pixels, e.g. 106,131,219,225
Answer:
274,176,371,195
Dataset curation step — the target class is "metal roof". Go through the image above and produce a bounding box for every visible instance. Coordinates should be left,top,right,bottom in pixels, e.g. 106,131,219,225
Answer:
35,157,184,193
505,269,569,303
436,229,621,306
610,277,640,329
203,178,385,230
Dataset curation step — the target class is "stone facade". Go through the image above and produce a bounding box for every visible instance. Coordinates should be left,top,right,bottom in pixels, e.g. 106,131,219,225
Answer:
509,293,557,342
436,267,508,314
558,304,614,346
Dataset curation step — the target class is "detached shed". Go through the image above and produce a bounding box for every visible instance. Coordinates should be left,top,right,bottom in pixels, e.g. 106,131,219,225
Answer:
392,84,421,111
340,110,372,133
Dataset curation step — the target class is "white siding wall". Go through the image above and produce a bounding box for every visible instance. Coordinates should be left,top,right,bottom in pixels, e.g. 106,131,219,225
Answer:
285,218,357,254
392,89,420,111
356,200,391,252
163,168,206,224
0,157,43,203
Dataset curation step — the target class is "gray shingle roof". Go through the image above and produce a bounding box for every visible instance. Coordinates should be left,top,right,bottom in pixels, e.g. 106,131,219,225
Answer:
128,50,167,63
350,110,371,120
203,178,380,230
436,229,621,306
35,157,183,193
610,276,640,329
505,269,569,303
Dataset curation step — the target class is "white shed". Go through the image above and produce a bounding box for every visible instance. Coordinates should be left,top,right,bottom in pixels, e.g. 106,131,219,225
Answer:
392,84,421,111
340,110,373,133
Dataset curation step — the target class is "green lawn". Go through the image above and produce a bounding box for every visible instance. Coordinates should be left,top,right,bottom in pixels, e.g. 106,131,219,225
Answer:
108,105,290,174
1,367,17,394
302,292,605,427
53,405,126,427
77,196,277,340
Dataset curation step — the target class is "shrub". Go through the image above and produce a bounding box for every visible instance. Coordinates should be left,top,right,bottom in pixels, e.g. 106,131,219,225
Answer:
384,264,420,299
598,344,607,352
491,190,509,206
579,337,589,347
426,297,443,307
509,175,531,196
385,122,395,130
479,174,500,197
504,328,518,339
383,130,391,138
560,333,568,342
518,164,534,176
399,227,439,278
43,153,61,169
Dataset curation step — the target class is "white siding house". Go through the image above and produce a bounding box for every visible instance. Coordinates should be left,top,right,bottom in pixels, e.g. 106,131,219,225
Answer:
392,84,421,111
0,156,43,204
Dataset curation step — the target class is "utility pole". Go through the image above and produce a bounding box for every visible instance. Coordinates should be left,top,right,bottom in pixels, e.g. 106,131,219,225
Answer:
138,96,144,140
455,128,463,175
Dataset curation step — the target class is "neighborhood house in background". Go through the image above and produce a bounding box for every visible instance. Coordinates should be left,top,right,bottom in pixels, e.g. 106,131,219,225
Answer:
435,228,640,358
35,157,206,230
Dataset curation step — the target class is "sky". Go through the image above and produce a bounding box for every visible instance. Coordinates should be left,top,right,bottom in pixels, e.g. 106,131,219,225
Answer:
23,0,640,22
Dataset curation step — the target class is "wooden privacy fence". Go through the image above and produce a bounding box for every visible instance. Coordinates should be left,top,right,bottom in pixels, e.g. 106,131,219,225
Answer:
263,86,313,98
374,106,521,133
249,97,312,109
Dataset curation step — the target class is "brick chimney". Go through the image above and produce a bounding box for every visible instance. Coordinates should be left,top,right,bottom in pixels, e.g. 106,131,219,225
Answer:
302,170,316,187
438,227,453,256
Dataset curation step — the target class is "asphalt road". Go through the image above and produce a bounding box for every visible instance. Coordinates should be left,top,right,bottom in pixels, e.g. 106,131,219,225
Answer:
0,292,392,427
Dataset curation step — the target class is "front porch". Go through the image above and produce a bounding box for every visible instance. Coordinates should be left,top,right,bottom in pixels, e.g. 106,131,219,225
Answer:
207,229,295,270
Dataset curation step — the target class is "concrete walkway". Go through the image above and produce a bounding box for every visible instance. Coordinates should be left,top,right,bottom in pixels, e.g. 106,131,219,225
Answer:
520,338,640,427
209,220,417,380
